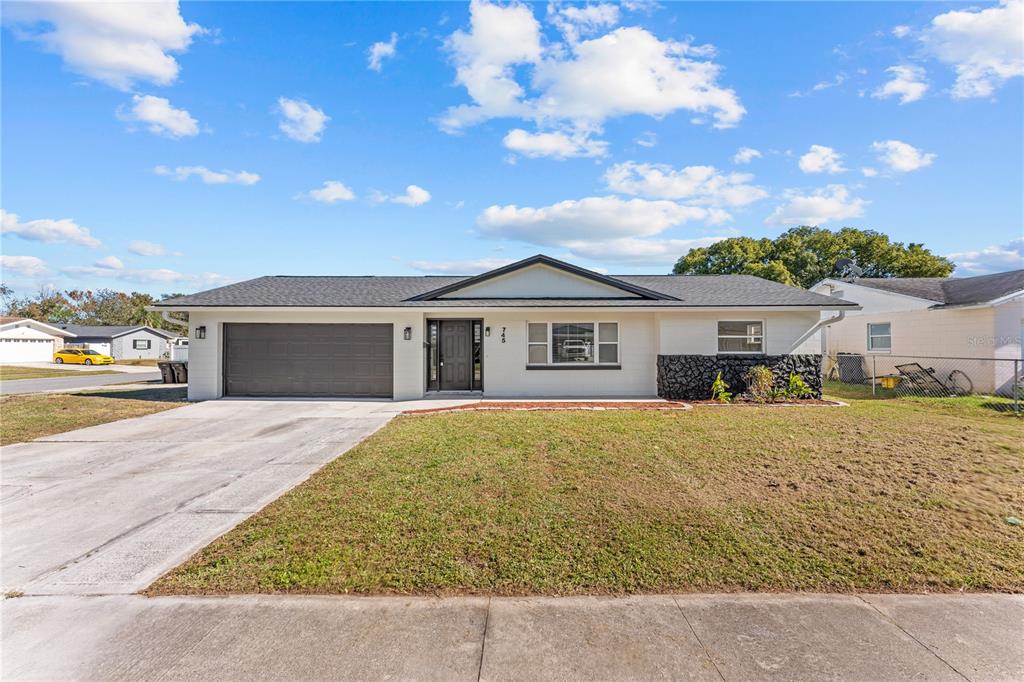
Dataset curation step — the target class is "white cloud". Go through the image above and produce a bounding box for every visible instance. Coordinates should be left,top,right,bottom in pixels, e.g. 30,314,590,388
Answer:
1,255,48,277
154,165,260,185
62,263,231,286
2,1,203,90
604,161,767,207
871,139,936,172
478,196,710,246
789,73,846,98
368,32,398,71
635,131,657,148
277,97,329,143
547,2,620,43
120,94,198,138
1,209,101,248
391,185,432,207
559,236,724,265
892,25,912,38
440,1,744,146
128,240,172,257
765,185,866,226
732,147,762,164
861,167,878,177
94,255,124,270
502,128,607,159
304,180,356,204
947,238,1024,275
872,65,929,104
798,145,847,174
922,0,1023,99
408,257,516,273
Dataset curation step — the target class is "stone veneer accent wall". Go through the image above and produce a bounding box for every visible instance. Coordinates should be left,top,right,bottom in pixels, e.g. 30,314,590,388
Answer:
657,354,823,401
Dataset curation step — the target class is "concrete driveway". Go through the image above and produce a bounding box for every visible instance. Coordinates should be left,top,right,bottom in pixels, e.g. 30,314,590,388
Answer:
1,398,417,594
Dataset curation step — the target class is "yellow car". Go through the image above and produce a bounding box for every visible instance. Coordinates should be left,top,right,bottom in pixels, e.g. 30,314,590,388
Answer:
54,348,115,365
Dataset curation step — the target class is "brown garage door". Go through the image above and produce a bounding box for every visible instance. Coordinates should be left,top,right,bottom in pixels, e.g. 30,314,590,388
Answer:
223,323,393,398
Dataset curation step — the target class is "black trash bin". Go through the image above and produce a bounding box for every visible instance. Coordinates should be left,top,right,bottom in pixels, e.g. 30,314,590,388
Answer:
837,353,865,384
170,362,188,384
157,361,176,384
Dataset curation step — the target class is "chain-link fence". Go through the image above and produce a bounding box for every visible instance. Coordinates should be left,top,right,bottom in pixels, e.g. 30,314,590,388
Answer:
824,353,1022,415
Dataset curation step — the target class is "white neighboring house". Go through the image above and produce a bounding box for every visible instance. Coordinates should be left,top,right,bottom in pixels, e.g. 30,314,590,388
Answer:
57,325,178,360
811,270,1024,394
152,254,858,402
0,317,76,363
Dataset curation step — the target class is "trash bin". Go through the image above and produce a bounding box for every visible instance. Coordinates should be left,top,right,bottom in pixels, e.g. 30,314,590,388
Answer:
170,362,188,384
157,361,176,384
837,353,865,384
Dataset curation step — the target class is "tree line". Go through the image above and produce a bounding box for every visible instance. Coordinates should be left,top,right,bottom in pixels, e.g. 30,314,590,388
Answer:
0,285,186,333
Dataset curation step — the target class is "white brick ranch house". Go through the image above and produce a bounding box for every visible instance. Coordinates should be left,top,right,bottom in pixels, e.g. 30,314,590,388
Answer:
153,255,859,401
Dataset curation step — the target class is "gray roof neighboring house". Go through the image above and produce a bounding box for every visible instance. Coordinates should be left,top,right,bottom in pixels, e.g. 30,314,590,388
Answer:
58,325,177,340
154,254,856,309
849,269,1024,308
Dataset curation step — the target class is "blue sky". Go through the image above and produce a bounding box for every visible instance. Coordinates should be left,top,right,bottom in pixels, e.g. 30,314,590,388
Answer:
2,0,1022,297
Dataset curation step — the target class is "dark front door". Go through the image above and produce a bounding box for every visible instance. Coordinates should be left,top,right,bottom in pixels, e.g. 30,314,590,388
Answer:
439,320,472,390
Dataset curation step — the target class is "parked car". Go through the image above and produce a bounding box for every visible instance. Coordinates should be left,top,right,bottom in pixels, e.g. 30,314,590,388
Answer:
558,339,593,361
54,348,115,365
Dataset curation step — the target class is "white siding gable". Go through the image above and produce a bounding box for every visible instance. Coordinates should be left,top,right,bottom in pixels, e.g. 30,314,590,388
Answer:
812,279,935,315
438,264,640,299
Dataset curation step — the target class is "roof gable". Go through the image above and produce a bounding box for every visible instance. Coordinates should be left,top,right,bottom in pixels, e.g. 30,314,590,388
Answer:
409,255,673,301
0,318,76,337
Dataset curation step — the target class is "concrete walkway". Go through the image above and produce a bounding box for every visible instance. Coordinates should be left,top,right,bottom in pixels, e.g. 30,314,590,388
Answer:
0,370,163,394
3,593,1020,680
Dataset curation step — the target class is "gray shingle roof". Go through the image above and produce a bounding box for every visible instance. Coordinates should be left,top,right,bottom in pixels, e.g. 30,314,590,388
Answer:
155,273,854,308
58,325,177,339
851,269,1024,307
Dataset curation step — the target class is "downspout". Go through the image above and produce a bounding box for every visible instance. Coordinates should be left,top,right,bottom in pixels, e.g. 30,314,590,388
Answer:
792,310,846,350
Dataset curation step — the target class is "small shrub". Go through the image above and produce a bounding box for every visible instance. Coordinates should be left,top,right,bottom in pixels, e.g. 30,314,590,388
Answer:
710,371,732,403
786,372,814,400
742,365,775,403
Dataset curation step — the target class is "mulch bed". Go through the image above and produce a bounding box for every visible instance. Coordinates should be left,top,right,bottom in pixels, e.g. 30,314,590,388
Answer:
688,399,844,407
404,401,691,414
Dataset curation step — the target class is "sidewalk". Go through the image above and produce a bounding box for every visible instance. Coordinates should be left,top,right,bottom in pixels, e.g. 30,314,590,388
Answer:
3,593,1020,680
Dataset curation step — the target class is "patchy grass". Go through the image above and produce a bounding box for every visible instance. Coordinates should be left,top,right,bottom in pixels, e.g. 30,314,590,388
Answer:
150,396,1024,596
824,379,1020,415
0,387,187,445
0,365,120,381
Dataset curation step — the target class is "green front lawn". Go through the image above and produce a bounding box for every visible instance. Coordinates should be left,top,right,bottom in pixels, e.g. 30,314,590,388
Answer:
0,387,188,445
150,395,1024,596
0,365,120,381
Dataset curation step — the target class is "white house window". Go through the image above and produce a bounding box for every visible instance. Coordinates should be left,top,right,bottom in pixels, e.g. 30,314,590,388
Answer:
133,339,151,350
867,322,891,352
527,322,619,365
718,321,764,353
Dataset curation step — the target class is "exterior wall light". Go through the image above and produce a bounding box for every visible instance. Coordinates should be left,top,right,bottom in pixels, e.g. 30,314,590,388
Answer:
403,326,413,341
485,326,491,337
194,325,206,340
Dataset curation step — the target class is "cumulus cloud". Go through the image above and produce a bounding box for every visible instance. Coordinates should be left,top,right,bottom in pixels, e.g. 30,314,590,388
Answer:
1,255,48,278
732,147,762,164
440,0,744,154
871,139,936,172
559,236,724,265
373,185,432,207
128,240,175,257
94,255,124,270
861,167,878,177
120,94,199,138
892,25,912,38
408,257,517,273
798,145,847,174
502,128,607,159
604,161,767,207
2,0,203,90
304,180,356,204
61,263,231,286
277,97,329,143
872,65,929,104
765,185,867,226
154,165,260,185
922,0,1023,99
947,238,1024,275
1,209,101,248
368,32,398,71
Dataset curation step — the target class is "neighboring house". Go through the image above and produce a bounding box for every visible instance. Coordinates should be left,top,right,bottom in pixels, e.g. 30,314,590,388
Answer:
154,255,857,401
811,269,1024,394
0,317,76,363
58,325,177,360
